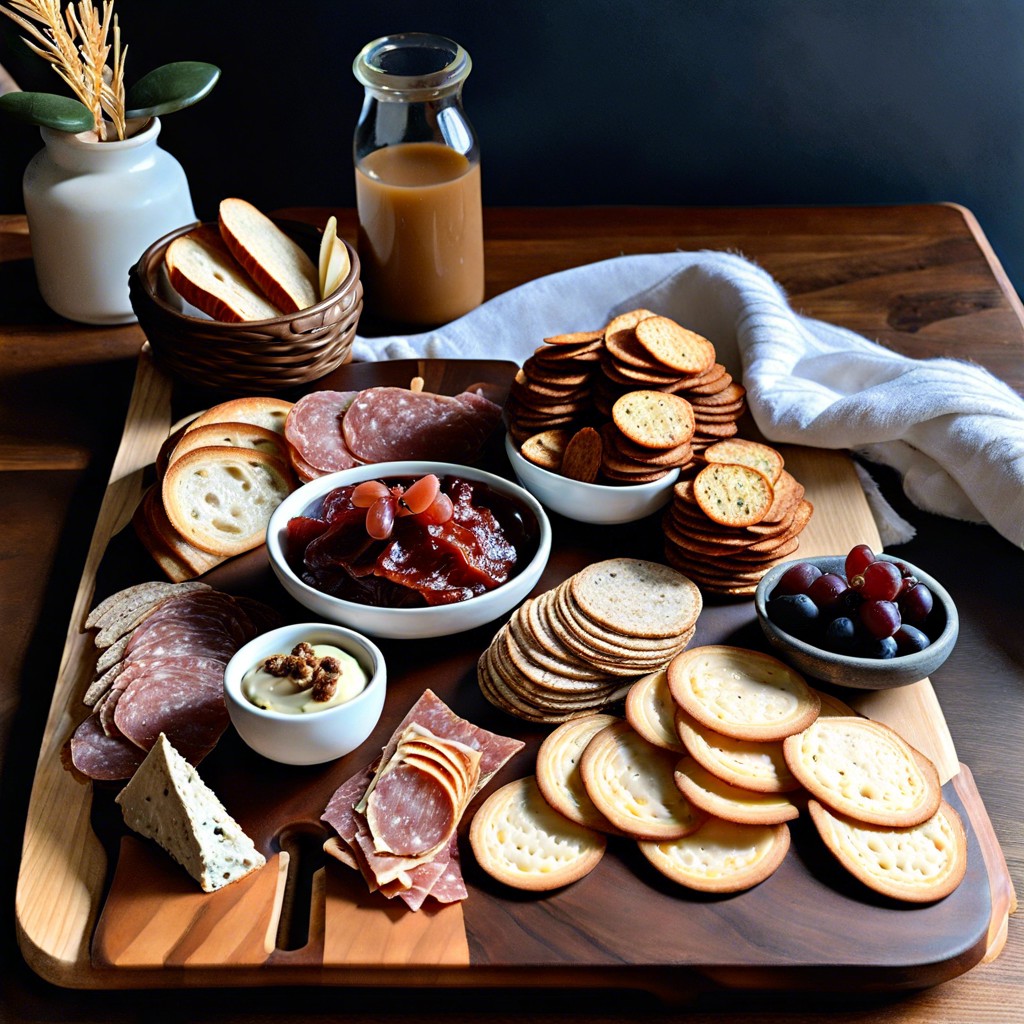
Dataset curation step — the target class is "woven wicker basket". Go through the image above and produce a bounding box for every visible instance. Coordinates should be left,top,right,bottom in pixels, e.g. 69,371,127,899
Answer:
129,220,362,393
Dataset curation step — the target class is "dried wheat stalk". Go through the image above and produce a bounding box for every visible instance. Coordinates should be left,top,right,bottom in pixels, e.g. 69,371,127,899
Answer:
1,0,127,139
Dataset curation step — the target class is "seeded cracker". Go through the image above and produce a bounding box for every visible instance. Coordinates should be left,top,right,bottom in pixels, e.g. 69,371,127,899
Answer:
520,429,570,471
692,462,774,527
612,390,695,450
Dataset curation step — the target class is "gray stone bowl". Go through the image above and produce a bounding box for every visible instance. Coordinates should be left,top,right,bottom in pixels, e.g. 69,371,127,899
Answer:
754,554,958,690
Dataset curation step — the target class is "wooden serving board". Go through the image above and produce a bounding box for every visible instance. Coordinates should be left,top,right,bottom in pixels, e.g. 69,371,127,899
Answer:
15,350,1015,994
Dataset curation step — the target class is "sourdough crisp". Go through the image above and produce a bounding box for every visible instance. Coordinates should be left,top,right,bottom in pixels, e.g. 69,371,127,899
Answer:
520,429,570,470
783,717,942,828
625,669,686,752
807,798,967,903
667,645,820,742
570,558,702,639
536,714,625,833
561,427,603,483
634,316,717,375
673,756,801,825
693,463,773,527
638,818,791,893
612,390,695,450
469,776,606,891
543,329,605,347
675,706,801,793
579,721,704,840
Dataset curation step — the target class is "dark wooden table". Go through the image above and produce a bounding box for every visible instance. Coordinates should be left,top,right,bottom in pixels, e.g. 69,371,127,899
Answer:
1,205,1021,1022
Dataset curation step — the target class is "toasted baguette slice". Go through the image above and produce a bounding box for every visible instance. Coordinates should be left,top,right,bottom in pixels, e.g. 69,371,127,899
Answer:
165,229,282,323
168,422,287,467
184,396,294,436
116,733,266,892
219,197,319,313
161,446,295,557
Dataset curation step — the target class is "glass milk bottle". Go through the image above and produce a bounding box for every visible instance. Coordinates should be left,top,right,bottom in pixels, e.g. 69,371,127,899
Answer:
353,33,484,327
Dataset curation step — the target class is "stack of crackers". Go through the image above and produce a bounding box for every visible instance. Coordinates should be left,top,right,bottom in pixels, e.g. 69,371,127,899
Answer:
662,438,813,595
506,310,747,483
477,558,702,723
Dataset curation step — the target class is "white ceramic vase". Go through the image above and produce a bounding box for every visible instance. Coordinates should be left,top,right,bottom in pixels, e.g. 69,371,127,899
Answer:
22,117,196,325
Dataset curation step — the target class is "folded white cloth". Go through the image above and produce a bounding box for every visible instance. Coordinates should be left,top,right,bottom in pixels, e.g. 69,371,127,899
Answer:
351,250,1024,549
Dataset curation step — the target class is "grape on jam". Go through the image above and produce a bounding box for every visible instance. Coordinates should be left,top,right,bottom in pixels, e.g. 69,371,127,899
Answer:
766,544,941,661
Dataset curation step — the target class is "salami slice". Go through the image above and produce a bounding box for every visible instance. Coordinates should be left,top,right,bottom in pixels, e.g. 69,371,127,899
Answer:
113,654,229,764
366,761,457,857
342,387,498,464
285,391,362,475
68,714,145,781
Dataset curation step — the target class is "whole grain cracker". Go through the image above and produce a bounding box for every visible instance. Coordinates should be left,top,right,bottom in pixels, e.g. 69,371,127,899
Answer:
612,390,695,450
693,462,774,527
634,316,717,375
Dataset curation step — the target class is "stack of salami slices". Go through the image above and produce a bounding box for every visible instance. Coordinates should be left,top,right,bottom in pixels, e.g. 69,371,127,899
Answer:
321,689,523,911
67,581,279,781
284,384,504,482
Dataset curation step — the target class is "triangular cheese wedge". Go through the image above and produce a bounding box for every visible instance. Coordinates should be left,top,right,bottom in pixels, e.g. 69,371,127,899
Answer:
115,732,265,892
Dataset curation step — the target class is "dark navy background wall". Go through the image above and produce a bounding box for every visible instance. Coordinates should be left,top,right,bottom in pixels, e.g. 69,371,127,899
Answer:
4,0,1023,291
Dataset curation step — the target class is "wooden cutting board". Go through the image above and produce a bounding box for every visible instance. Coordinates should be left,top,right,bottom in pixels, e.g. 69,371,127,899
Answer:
15,349,1015,992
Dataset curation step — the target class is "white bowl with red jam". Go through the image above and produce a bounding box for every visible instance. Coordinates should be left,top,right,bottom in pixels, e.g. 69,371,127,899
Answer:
265,461,552,639
754,547,958,690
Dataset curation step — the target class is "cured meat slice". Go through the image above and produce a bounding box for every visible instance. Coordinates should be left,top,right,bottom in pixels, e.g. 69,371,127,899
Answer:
68,713,145,781
366,761,458,857
341,387,501,465
284,391,362,475
113,655,230,764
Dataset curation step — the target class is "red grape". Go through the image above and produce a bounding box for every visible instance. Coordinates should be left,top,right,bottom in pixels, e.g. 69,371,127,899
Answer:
418,492,454,526
775,562,822,596
898,582,934,626
859,599,901,639
806,572,849,614
351,480,390,508
845,543,876,580
365,495,398,540
851,559,902,601
399,474,441,515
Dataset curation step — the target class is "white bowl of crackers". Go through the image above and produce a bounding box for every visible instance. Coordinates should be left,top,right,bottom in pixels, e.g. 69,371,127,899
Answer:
505,432,680,525
266,461,552,640
223,621,386,766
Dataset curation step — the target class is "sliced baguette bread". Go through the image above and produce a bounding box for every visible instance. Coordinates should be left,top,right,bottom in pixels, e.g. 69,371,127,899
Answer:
115,732,266,892
168,422,287,468
165,227,283,323
183,396,294,436
219,197,319,313
161,446,295,557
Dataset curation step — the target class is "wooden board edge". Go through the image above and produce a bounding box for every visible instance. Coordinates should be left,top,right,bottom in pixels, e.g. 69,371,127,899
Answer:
15,343,174,983
951,763,1018,964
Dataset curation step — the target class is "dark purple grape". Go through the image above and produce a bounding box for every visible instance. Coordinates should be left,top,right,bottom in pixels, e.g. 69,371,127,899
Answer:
845,543,876,579
824,616,858,654
859,599,901,639
768,593,820,637
894,624,932,654
857,634,899,659
852,560,903,601
806,573,850,617
898,582,934,626
774,562,823,596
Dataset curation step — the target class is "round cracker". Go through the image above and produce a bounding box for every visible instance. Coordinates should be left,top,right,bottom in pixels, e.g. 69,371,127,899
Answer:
693,462,774,527
673,755,800,825
469,776,606,891
807,798,967,903
634,316,717,375
625,669,686,752
638,818,791,893
667,645,820,742
611,390,695,450
783,717,942,828
536,714,625,834
520,429,571,471
579,720,704,840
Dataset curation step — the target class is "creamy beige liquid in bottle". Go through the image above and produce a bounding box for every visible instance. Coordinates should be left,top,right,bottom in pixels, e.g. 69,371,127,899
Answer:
353,34,485,327
355,142,484,326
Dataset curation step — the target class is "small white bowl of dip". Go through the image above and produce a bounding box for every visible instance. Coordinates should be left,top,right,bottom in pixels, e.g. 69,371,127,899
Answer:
223,622,386,765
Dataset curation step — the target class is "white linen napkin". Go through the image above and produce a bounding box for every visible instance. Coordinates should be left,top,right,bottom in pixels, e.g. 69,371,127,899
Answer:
350,250,1024,549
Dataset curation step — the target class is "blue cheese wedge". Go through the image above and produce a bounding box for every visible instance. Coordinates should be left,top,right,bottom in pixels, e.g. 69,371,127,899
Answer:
115,732,265,892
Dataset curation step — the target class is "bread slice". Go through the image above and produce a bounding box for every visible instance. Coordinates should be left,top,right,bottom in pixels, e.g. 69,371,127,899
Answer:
165,228,282,323
168,422,287,467
116,732,265,892
184,396,293,436
161,446,295,557
219,197,319,313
